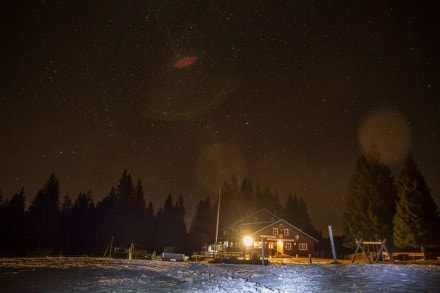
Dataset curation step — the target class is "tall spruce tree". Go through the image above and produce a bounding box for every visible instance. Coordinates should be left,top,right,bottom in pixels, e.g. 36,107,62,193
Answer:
26,173,61,255
154,194,175,251
114,170,147,246
238,178,254,217
144,201,155,251
343,147,397,247
133,180,148,247
5,189,26,256
95,187,118,251
69,192,95,254
283,194,317,237
188,196,215,253
259,186,282,216
0,191,6,256
393,153,440,251
173,195,187,252
60,194,73,254
219,178,238,229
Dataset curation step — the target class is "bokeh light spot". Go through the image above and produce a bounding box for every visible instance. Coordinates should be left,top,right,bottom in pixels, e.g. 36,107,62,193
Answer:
358,109,411,166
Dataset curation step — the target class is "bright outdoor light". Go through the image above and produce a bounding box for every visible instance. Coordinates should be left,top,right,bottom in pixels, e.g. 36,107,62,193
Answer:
243,235,253,247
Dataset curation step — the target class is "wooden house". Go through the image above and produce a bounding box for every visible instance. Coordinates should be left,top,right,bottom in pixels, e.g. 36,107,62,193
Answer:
220,209,318,257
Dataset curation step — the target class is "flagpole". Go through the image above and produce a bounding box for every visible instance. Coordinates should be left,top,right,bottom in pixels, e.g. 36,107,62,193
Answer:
214,187,221,258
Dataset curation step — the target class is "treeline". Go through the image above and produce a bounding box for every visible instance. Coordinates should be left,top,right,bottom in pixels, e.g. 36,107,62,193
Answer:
344,149,440,252
0,171,318,257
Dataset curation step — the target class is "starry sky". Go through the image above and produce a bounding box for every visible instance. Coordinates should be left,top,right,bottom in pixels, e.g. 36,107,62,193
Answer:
1,1,439,233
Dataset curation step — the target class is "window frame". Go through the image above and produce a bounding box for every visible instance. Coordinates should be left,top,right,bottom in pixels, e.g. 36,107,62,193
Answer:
298,243,308,251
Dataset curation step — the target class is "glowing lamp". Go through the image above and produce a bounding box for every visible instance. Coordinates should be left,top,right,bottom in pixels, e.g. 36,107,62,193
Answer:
243,236,253,247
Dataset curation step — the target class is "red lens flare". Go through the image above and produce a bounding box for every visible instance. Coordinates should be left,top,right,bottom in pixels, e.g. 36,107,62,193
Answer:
173,56,197,68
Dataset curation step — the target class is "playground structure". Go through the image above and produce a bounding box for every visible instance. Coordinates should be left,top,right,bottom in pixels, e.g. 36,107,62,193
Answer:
351,239,394,264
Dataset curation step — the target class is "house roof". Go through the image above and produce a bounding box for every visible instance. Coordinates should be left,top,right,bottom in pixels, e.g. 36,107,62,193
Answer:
250,218,319,243
223,209,319,243
225,209,279,229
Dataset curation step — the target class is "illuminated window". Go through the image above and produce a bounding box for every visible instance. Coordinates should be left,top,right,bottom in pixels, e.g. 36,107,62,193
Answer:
268,242,274,249
298,243,308,250
283,229,289,236
273,228,279,235
286,243,292,250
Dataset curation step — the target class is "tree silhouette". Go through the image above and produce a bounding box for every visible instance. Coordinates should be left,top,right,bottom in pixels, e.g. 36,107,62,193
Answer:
144,201,155,251
95,187,118,252
173,195,188,252
26,173,61,256
343,147,397,247
5,189,26,256
394,153,440,251
282,193,320,239
0,190,6,256
69,192,95,254
188,196,215,253
154,194,175,251
154,193,188,253
60,194,73,254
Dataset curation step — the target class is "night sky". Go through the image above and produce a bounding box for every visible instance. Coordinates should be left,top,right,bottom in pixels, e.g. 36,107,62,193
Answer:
1,1,439,233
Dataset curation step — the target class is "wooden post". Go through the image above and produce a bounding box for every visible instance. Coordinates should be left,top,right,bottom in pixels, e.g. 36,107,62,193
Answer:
214,189,221,259
328,226,340,264
261,237,265,266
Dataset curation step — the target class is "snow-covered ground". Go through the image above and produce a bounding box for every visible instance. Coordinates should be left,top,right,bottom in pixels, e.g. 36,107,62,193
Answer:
1,257,439,292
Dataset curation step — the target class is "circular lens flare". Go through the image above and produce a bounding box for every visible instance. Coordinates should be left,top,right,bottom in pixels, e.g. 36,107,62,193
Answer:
358,109,411,166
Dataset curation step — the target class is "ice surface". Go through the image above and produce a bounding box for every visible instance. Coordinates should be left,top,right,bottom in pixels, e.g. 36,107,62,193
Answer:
1,257,439,292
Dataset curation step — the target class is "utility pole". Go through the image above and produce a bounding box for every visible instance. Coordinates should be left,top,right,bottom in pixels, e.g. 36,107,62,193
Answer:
214,188,221,259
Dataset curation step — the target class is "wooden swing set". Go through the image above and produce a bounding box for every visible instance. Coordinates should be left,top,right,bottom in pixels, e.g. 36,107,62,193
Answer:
351,239,394,264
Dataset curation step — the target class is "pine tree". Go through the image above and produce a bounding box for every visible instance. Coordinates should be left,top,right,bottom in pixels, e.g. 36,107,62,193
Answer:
70,192,95,254
188,197,215,253
254,185,265,211
26,173,61,256
154,194,175,251
283,193,318,238
343,147,397,247
95,187,118,252
144,201,155,251
239,178,254,216
0,190,6,256
218,179,236,229
60,194,73,254
113,170,147,246
393,153,440,251
258,186,282,216
282,193,297,225
173,195,187,252
5,189,26,256
133,180,148,247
